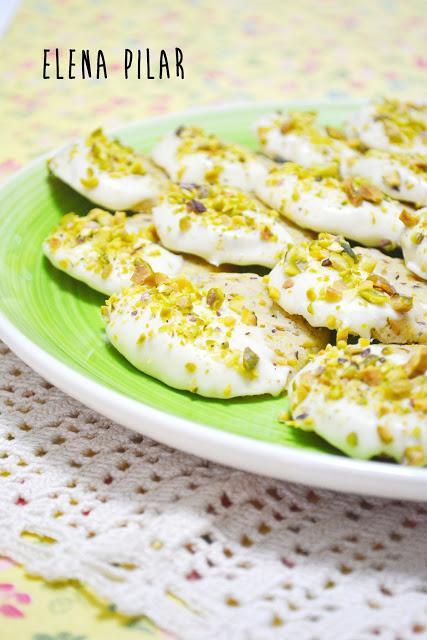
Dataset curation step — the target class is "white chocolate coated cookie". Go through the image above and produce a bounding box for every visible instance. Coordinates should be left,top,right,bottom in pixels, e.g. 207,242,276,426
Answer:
341,150,427,207
151,126,254,192
104,272,329,398
255,111,349,166
345,99,427,155
49,129,167,211
43,208,183,295
250,161,406,248
152,182,309,268
401,207,427,280
268,233,427,344
289,343,427,466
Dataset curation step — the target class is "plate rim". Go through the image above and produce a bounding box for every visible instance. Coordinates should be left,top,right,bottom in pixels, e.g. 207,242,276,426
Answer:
1,99,427,502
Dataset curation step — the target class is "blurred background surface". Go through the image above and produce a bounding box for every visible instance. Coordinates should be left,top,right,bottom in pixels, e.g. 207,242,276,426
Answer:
0,0,426,181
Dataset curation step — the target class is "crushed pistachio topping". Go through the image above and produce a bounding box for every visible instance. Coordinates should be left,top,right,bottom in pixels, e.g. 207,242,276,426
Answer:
46,208,160,278
372,99,427,147
104,270,328,389
383,169,401,189
163,182,281,240
277,232,414,314
325,125,347,140
400,209,419,228
342,177,383,206
401,209,427,277
206,287,224,310
361,149,427,177
265,161,340,185
405,210,427,246
265,161,390,208
175,126,251,181
243,347,260,372
290,343,427,465
85,128,148,178
80,166,99,189
104,274,273,380
257,111,346,148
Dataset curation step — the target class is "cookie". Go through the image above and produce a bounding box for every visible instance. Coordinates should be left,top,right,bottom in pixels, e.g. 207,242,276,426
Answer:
250,160,406,248
345,99,427,155
268,232,427,344
49,128,167,211
103,272,329,398
151,125,254,192
289,343,427,466
341,149,427,207
43,208,183,295
255,110,348,166
401,207,427,280
152,182,310,268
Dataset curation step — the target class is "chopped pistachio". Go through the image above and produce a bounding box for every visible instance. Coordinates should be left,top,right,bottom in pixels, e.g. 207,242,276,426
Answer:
390,294,413,313
405,347,427,378
339,239,357,261
278,409,291,423
325,126,346,140
367,274,396,296
85,128,147,177
186,199,207,214
346,432,358,447
242,347,260,372
80,167,99,189
383,170,401,189
324,286,343,303
306,288,317,302
399,209,419,227
260,225,275,242
358,288,388,305
377,425,394,444
360,367,382,386
241,308,258,326
206,287,224,310
179,216,191,232
268,286,280,302
132,260,154,285
404,445,424,466
343,177,383,206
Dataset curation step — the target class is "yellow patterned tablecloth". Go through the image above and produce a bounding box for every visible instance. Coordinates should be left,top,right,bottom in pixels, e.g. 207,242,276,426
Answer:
1,0,426,183
0,0,426,638
0,556,171,640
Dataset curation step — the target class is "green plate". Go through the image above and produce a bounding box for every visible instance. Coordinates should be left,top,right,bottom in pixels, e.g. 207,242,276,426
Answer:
2,101,426,500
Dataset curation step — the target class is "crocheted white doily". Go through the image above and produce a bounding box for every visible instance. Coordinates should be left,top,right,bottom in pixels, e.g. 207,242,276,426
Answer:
1,339,427,640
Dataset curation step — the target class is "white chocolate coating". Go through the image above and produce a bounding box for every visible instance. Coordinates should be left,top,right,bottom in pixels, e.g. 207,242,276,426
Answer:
268,234,427,344
289,343,427,465
104,273,328,398
249,161,405,247
152,183,298,268
151,126,253,192
43,209,183,296
255,112,348,166
401,207,427,280
345,100,427,154
49,130,166,211
341,150,427,206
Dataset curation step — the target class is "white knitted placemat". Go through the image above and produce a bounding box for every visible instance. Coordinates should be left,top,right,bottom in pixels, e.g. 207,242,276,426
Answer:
1,339,427,640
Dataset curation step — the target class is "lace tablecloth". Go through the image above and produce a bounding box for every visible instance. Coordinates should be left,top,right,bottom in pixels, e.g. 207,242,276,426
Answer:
1,339,427,639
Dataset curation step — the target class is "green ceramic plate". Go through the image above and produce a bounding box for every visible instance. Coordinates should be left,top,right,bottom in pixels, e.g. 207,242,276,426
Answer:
1,101,426,500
